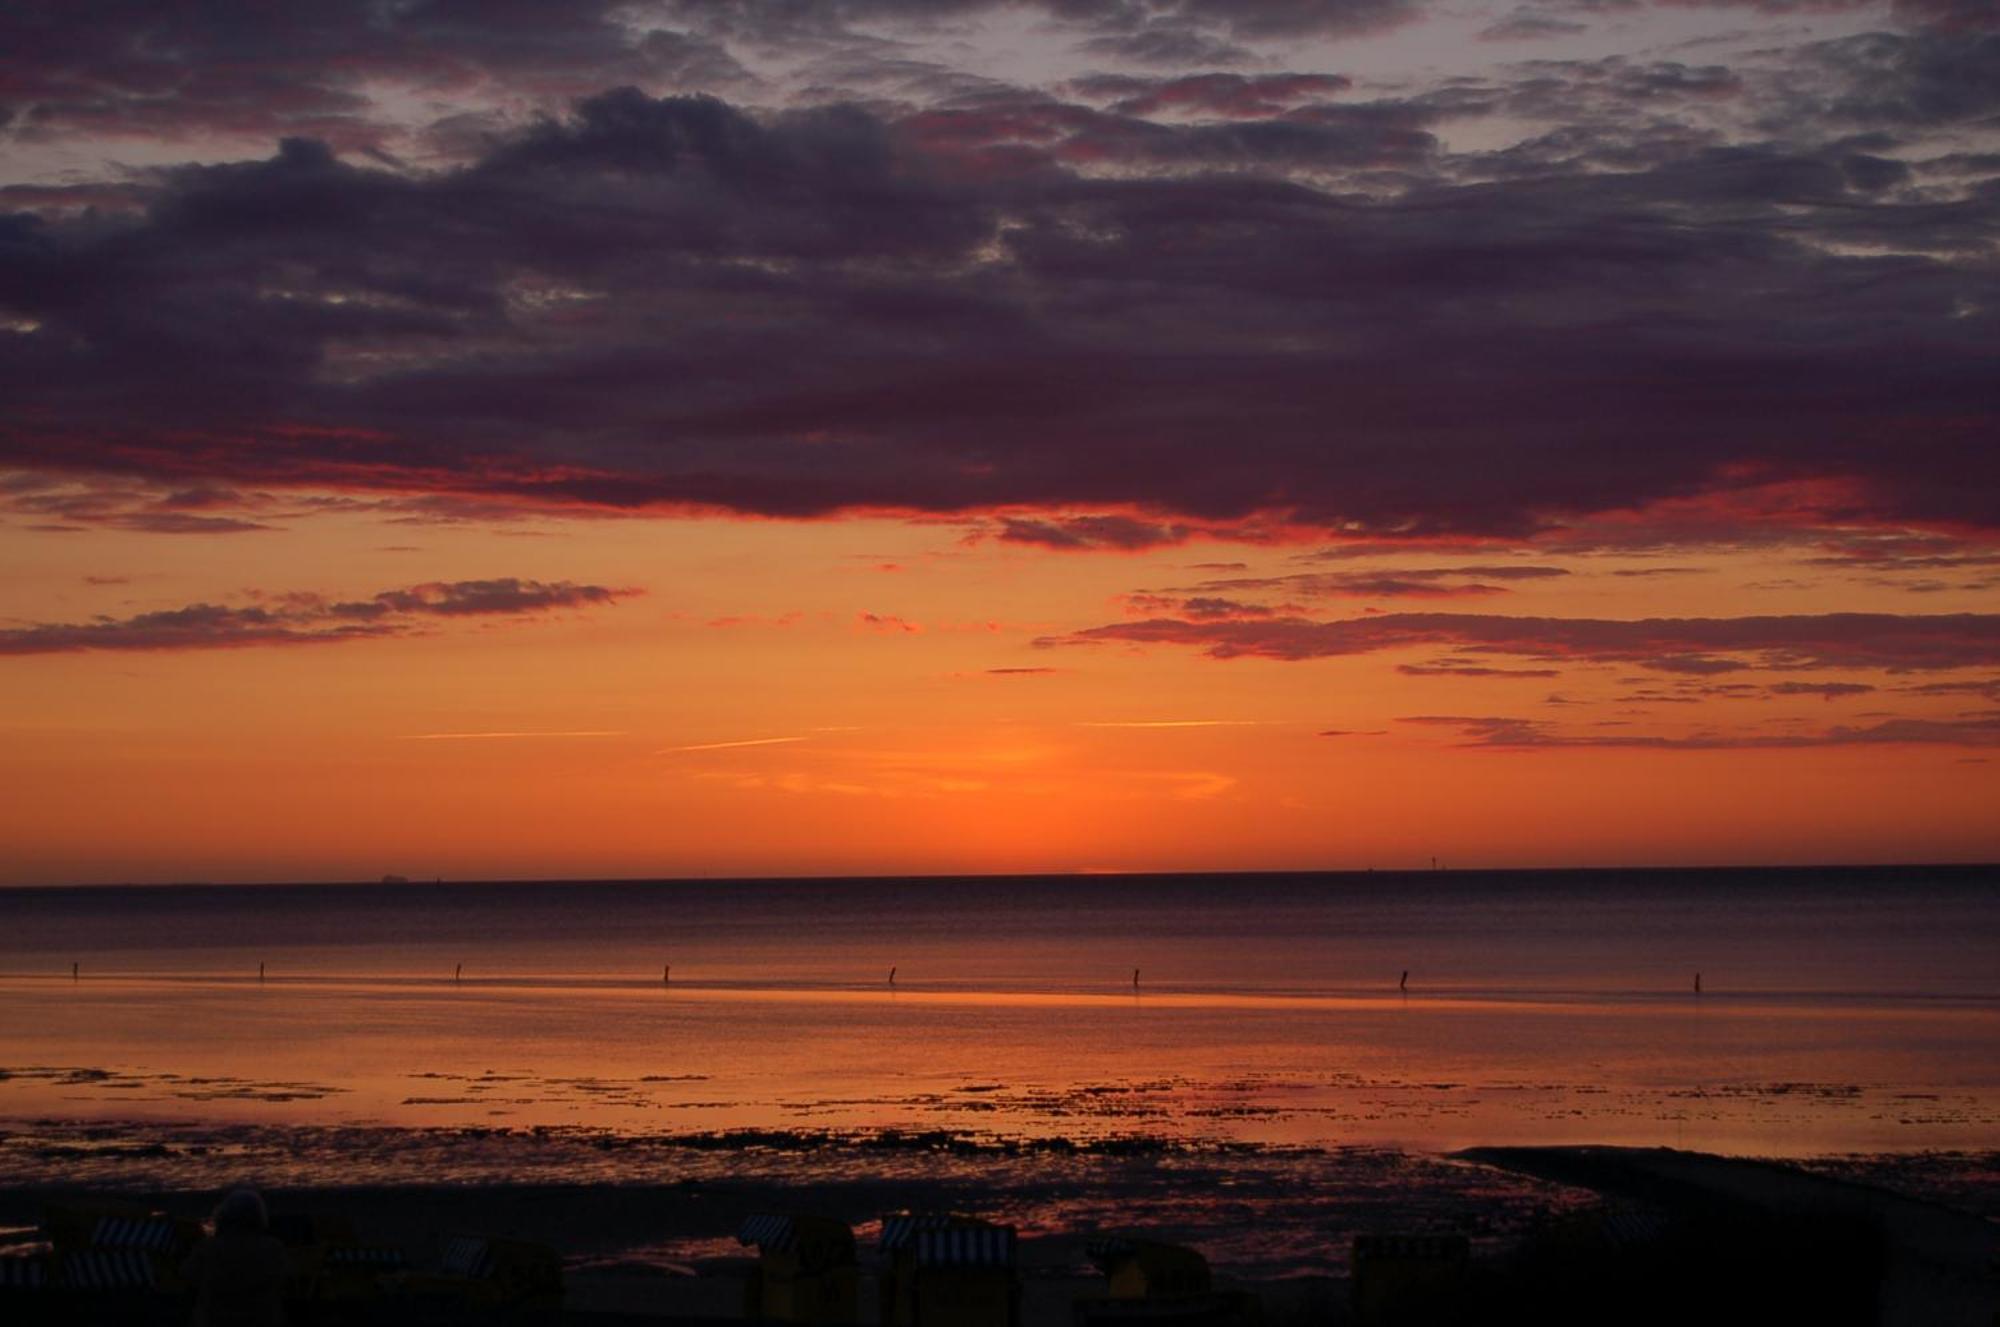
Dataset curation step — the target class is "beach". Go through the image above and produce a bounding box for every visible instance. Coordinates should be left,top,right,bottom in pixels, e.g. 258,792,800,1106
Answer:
2,869,1996,1316
1,1134,1993,1322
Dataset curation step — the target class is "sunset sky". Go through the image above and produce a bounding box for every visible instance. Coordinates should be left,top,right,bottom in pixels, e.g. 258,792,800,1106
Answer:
1,0,1996,883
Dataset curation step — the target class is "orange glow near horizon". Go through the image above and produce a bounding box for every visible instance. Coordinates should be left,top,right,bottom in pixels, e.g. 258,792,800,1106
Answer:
2,506,1995,884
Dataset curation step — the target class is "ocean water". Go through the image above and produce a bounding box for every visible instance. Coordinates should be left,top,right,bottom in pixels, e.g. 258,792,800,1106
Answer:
2,867,1997,1169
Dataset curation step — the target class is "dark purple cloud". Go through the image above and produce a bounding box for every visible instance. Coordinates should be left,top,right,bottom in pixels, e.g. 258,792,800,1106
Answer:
1398,662,1562,677
1805,535,2000,571
0,2,749,149
1898,677,2000,700
1171,566,1571,602
1769,681,1877,700
1039,611,2000,673
662,1,1423,47
356,578,627,617
0,8,1993,547
0,577,633,655
1480,11,1589,41
1069,73,1354,119
996,515,1194,551
103,513,273,534
1399,712,2000,749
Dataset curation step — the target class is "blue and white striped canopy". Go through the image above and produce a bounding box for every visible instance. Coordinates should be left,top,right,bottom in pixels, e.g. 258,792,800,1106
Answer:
914,1226,1015,1269
737,1214,797,1252
89,1216,182,1252
877,1213,958,1252
60,1249,157,1290
439,1235,494,1279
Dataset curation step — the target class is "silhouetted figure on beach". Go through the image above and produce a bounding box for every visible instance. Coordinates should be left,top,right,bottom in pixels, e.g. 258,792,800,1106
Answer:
182,1188,287,1326
888,966,897,986
1133,967,1140,989
1400,970,1409,992
455,963,462,983
664,964,671,984
72,961,78,982
1695,972,1702,994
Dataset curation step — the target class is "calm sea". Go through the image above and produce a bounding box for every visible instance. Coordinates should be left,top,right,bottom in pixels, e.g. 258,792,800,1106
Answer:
2,867,1997,1165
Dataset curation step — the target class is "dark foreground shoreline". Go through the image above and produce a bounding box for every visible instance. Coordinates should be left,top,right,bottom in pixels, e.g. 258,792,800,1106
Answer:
3,1145,1996,1325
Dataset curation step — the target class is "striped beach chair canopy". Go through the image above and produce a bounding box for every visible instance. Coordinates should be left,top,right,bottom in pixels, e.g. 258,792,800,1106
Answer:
878,1213,980,1253
0,1255,51,1289
439,1235,495,1279
60,1249,158,1291
89,1215,183,1253
914,1225,1016,1269
737,1213,799,1253
739,1213,855,1271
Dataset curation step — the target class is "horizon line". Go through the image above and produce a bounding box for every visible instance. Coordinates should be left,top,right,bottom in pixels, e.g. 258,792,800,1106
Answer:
4,860,1997,890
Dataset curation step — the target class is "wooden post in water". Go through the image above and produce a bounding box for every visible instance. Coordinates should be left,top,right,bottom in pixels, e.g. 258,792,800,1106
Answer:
259,962,265,983
888,966,897,987
663,964,670,985
1133,967,1140,990
1400,969,1409,992
455,963,462,984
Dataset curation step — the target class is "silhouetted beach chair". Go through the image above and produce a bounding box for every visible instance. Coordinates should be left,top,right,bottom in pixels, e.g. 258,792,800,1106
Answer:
41,1199,201,1305
879,1215,1018,1327
0,1254,52,1289
1074,1237,1258,1327
46,1200,197,1260
60,1247,160,1291
1,1247,182,1327
0,1252,53,1322
737,1212,860,1324
6,1248,171,1327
